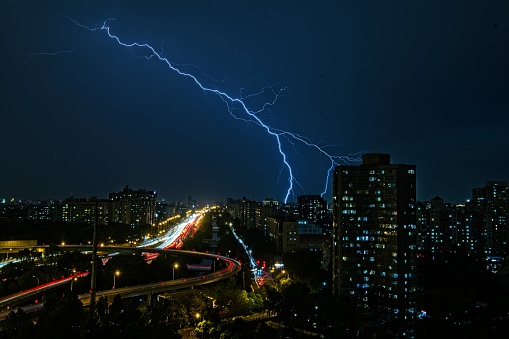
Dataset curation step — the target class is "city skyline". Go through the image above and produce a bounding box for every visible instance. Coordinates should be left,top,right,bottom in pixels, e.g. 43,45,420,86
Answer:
2,1,508,204
1,177,505,207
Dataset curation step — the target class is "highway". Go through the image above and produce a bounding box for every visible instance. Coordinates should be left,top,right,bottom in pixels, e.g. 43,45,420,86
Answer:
78,252,240,305
0,211,241,317
139,212,202,250
0,272,88,311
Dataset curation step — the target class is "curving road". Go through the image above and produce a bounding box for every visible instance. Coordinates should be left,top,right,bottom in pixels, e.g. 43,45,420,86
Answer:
0,211,241,317
0,247,241,318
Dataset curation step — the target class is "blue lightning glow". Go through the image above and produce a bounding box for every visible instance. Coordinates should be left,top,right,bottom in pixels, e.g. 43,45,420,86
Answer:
21,46,81,70
63,17,361,202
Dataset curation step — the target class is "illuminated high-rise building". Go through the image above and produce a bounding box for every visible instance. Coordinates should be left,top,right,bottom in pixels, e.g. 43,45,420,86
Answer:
332,153,417,330
255,198,279,233
109,185,157,227
62,196,108,225
467,181,508,255
297,195,327,224
428,196,462,253
240,197,258,230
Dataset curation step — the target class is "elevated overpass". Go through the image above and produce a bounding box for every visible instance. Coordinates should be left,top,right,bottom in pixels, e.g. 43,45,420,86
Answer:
0,246,242,313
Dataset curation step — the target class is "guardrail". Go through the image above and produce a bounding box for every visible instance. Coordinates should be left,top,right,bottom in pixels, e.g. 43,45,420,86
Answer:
0,272,88,310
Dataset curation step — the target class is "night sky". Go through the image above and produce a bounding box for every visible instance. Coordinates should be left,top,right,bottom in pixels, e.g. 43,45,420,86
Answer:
1,1,508,204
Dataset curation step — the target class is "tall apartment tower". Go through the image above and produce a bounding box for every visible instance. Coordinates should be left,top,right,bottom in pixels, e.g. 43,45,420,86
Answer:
468,181,508,255
429,196,462,253
62,196,108,225
240,197,258,230
297,195,327,224
255,198,279,233
332,153,417,329
109,185,157,227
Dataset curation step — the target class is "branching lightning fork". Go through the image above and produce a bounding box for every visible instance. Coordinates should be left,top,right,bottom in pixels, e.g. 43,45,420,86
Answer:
65,17,361,202
21,46,81,70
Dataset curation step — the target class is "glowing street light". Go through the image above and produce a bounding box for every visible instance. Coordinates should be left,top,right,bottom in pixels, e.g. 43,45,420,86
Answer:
32,275,39,286
173,263,179,280
113,270,120,289
70,268,77,291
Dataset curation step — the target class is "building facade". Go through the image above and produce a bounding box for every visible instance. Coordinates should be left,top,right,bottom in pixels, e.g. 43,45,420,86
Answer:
332,153,417,329
108,185,157,227
297,195,327,224
467,181,508,255
62,197,109,225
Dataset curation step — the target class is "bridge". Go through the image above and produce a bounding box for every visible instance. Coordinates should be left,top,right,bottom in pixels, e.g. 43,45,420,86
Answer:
0,245,242,316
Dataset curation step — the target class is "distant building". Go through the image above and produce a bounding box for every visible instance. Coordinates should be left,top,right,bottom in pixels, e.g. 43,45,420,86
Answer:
226,197,258,230
425,196,463,253
265,216,330,264
240,197,258,230
467,181,508,255
298,219,331,268
416,200,431,252
266,216,298,254
332,153,417,331
62,196,108,225
109,185,157,227
464,202,489,255
297,195,327,224
255,198,279,233
26,200,61,221
187,196,197,209
416,181,509,257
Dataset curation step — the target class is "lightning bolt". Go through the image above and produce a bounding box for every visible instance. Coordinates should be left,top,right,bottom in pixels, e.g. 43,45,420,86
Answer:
61,17,362,202
21,46,81,70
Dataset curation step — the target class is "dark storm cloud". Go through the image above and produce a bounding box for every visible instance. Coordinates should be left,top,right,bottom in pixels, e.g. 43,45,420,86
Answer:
1,0,508,204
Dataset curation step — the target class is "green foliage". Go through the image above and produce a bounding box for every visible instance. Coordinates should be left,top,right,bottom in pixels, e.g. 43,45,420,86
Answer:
195,320,223,339
247,292,264,312
252,322,279,338
278,281,312,324
0,308,35,339
37,292,86,337
282,252,328,292
207,277,251,317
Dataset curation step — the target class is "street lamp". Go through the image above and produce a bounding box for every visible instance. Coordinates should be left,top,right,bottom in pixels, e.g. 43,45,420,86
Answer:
32,275,39,286
70,268,77,291
173,263,179,280
113,270,120,289
195,313,201,323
